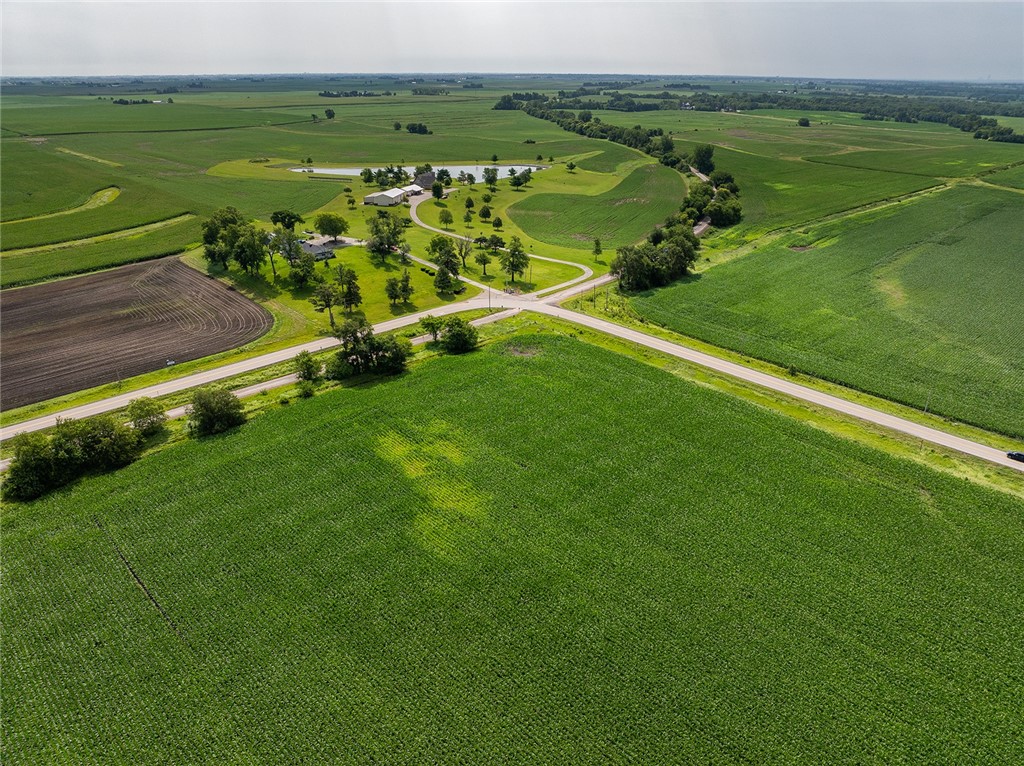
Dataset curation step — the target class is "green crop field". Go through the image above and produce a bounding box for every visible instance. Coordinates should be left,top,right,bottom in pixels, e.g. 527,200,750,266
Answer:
4,334,1023,763
507,163,686,250
630,184,1024,437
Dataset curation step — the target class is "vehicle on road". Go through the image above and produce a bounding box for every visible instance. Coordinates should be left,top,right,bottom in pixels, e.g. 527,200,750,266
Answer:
1008,451,1024,463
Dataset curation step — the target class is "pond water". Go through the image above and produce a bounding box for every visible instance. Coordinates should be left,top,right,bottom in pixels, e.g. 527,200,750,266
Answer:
290,164,547,179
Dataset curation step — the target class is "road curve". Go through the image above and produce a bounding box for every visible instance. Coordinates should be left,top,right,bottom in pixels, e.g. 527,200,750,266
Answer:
406,192,596,297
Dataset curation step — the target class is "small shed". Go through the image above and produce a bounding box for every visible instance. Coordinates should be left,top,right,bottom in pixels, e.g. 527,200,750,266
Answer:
401,184,424,196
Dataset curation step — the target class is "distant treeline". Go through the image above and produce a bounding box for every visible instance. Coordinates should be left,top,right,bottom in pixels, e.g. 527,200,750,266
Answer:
319,90,394,98
495,90,1024,143
112,98,153,105
662,82,712,90
411,87,449,96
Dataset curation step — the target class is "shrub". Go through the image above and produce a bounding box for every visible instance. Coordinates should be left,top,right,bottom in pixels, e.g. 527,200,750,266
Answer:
294,350,322,381
2,433,55,501
127,397,167,436
187,388,246,437
440,316,479,354
297,380,316,398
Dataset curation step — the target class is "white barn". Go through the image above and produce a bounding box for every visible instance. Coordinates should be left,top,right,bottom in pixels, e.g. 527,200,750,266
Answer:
363,188,407,206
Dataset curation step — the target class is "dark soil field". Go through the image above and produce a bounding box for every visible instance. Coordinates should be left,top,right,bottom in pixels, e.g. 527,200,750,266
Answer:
0,259,271,410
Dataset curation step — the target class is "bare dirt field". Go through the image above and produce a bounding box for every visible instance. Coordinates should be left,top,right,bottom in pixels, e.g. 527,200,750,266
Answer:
1,258,271,410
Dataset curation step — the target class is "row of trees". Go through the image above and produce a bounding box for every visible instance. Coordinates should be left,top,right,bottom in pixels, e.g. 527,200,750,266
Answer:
2,389,243,501
611,213,701,292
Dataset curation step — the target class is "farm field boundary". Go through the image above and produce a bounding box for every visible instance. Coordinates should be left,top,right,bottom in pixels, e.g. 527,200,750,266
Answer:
0,187,121,224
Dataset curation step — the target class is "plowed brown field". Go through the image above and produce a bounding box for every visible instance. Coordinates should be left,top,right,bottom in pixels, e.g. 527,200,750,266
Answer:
1,259,271,410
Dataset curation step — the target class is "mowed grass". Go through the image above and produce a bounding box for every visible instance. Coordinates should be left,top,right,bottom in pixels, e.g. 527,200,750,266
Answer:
4,333,1023,763
506,163,687,250
631,184,1024,437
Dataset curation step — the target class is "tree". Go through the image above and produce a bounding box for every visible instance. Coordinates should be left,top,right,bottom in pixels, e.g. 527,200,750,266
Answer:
232,225,267,276
482,167,499,190
127,397,166,437
500,236,529,282
593,238,602,258
270,226,302,278
463,211,473,224
519,168,533,186
465,173,476,187
691,143,715,174
509,174,524,191
314,212,348,241
337,266,362,313
420,314,445,341
491,153,499,162
482,193,492,203
310,282,343,327
797,117,811,127
433,267,456,293
437,168,452,186
188,388,245,437
385,276,402,305
478,205,492,222
431,181,444,200
294,350,322,381
474,249,492,275
488,234,505,252
327,317,410,378
366,211,403,259
291,250,319,288
492,216,503,229
360,167,375,183
566,161,576,173
399,269,415,303
427,234,459,274
455,236,473,269
2,432,55,501
325,108,335,119
270,210,305,231
439,209,454,229
393,121,402,130
464,196,475,210
440,316,478,354
201,207,246,269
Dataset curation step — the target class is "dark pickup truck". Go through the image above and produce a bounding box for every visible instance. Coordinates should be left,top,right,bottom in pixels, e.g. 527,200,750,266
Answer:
1008,451,1024,463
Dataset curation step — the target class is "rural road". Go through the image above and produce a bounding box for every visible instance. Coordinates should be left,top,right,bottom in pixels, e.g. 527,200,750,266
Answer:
3,186,1022,476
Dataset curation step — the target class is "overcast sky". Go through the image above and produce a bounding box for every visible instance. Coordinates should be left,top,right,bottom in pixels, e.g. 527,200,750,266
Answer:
3,1,1022,81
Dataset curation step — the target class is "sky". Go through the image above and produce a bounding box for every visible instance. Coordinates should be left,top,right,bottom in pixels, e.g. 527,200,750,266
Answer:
2,1,1022,81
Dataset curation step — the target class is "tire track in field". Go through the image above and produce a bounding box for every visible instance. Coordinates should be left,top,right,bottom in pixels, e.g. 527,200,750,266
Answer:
93,516,194,651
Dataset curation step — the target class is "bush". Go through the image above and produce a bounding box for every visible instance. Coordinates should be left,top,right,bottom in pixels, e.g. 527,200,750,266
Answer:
294,350,322,381
296,380,316,398
2,416,142,501
127,397,167,436
440,316,479,354
187,388,246,437
2,433,55,501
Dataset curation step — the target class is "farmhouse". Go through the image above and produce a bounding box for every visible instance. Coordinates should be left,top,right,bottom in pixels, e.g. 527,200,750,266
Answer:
363,188,407,206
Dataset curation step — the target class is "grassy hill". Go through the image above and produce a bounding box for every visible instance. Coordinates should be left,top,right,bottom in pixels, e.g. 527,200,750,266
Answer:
4,334,1023,763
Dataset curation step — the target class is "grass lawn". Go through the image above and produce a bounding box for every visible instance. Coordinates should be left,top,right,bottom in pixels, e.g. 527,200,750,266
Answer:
4,333,1023,763
630,183,1024,437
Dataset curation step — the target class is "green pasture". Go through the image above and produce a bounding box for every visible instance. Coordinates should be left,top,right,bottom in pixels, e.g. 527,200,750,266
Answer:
631,184,1024,437
506,163,686,251
186,240,474,337
4,334,1023,763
